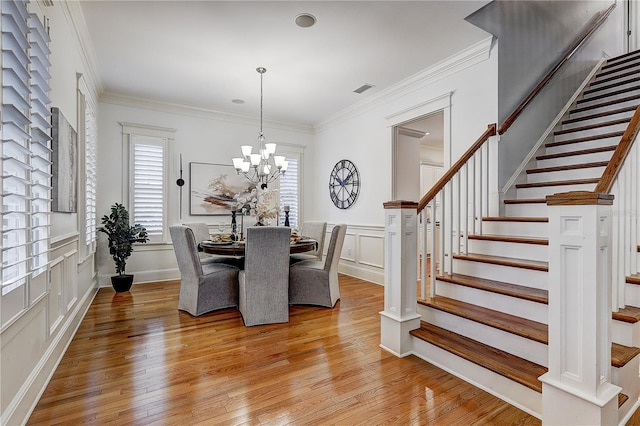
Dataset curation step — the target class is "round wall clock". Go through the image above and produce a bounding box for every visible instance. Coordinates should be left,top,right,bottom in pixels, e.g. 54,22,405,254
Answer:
329,159,360,209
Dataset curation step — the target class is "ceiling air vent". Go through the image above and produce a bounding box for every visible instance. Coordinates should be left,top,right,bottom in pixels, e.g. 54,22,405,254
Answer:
353,83,375,94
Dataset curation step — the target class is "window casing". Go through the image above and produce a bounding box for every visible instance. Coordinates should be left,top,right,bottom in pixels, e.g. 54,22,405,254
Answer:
121,123,174,244
1,1,51,324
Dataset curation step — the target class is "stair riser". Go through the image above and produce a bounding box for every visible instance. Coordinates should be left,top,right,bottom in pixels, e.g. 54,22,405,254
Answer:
578,88,640,109
516,183,596,199
593,63,640,83
625,283,640,307
604,53,640,70
536,151,613,168
435,279,548,323
561,109,635,131
526,167,605,184
481,221,548,239
611,357,640,422
584,80,640,99
554,123,629,142
602,55,640,73
417,305,548,367
467,239,548,263
411,338,543,418
504,203,548,218
570,99,640,119
544,136,621,155
452,258,548,290
612,319,640,348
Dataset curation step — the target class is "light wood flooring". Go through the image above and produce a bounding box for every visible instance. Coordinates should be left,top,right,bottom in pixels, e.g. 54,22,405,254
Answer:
28,275,541,425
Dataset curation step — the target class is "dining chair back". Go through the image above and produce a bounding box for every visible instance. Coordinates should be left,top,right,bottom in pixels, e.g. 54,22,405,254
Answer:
182,222,211,242
183,222,240,267
239,226,291,326
170,225,239,316
290,221,327,263
289,223,347,307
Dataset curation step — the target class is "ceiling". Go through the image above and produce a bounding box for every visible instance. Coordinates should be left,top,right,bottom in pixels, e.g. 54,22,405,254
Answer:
79,1,491,127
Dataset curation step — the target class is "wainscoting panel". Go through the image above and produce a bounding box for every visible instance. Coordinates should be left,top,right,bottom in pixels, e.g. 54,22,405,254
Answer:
326,223,385,285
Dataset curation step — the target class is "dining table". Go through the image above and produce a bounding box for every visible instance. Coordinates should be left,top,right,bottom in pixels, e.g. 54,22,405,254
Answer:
200,239,317,257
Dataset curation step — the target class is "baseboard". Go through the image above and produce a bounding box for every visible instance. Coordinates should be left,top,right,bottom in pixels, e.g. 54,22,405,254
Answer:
339,261,384,285
3,281,98,426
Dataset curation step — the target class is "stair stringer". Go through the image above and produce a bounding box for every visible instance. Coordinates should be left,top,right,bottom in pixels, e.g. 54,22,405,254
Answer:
411,337,542,419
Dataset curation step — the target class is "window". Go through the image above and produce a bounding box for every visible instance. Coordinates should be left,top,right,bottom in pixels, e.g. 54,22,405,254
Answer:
121,123,174,244
1,2,51,312
277,147,303,229
77,74,97,259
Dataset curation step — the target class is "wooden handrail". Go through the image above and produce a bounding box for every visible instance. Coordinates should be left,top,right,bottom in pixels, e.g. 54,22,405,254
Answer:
498,2,616,135
417,123,496,213
594,105,640,194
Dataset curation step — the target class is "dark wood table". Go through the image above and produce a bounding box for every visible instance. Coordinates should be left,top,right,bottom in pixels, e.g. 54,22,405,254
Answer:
201,240,316,257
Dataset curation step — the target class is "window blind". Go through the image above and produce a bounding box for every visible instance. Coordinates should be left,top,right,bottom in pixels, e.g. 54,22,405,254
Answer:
278,157,299,230
131,136,165,242
84,102,97,251
1,2,51,301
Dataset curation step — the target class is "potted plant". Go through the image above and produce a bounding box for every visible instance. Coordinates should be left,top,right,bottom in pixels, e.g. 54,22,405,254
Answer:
98,203,149,292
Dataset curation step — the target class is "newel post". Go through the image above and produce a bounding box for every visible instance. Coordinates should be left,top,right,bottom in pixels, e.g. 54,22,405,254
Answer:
379,200,421,357
540,191,620,425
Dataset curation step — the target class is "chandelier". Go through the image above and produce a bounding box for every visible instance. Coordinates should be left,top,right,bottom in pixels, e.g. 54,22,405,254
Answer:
232,67,288,189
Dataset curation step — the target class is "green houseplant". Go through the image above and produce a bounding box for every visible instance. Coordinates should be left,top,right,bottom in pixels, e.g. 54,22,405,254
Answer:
98,203,149,292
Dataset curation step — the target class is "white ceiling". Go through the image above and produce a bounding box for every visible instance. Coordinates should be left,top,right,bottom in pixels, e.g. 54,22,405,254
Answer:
79,1,490,127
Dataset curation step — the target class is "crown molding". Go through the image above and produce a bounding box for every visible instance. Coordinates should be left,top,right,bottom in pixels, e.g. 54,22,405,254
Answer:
60,0,103,99
315,35,493,131
100,91,314,135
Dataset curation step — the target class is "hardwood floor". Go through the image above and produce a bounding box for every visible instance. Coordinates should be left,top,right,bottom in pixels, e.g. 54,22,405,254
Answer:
28,275,540,425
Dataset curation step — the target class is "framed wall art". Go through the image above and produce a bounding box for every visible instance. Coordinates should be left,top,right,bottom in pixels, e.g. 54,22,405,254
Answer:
189,162,256,215
51,107,78,213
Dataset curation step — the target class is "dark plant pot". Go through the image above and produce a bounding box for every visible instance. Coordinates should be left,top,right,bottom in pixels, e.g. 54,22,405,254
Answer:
111,274,134,292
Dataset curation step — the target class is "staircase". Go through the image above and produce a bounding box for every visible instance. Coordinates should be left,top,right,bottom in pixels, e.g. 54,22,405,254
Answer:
410,50,640,421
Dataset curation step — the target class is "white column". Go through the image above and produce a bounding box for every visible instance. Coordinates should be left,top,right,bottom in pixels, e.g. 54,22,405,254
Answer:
540,192,621,425
380,201,421,357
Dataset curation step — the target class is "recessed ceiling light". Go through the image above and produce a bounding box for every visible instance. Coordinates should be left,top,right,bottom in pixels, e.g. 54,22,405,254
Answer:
295,13,317,28
232,99,245,104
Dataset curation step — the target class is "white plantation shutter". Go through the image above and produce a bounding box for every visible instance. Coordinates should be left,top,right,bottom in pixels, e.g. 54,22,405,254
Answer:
1,0,51,320
84,105,96,250
130,134,166,243
277,148,303,229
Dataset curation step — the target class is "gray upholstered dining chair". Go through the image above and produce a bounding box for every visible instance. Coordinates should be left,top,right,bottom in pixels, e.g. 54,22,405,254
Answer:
290,221,327,264
239,226,291,326
170,225,239,316
289,223,347,308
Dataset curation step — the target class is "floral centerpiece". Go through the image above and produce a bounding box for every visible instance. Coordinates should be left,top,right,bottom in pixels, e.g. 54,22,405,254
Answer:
236,187,279,226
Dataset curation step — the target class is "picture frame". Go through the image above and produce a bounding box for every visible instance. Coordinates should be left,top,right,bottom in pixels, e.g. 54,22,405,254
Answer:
189,162,256,215
51,107,78,213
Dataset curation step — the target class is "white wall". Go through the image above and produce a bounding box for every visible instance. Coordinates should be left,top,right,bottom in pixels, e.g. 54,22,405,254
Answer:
1,2,100,425
311,38,497,284
96,100,314,286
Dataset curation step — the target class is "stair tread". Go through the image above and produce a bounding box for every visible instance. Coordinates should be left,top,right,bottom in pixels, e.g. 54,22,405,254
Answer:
453,253,548,272
604,50,640,67
584,77,640,96
598,60,640,78
554,118,630,135
613,306,640,324
578,86,640,105
611,342,640,368
627,274,640,285
410,322,547,392
592,69,640,87
468,234,548,245
437,273,548,304
564,105,637,124
536,145,617,161
570,93,640,114
503,198,546,204
419,296,549,344
526,162,607,174
620,393,629,408
516,178,599,189
483,216,548,223
545,131,623,148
